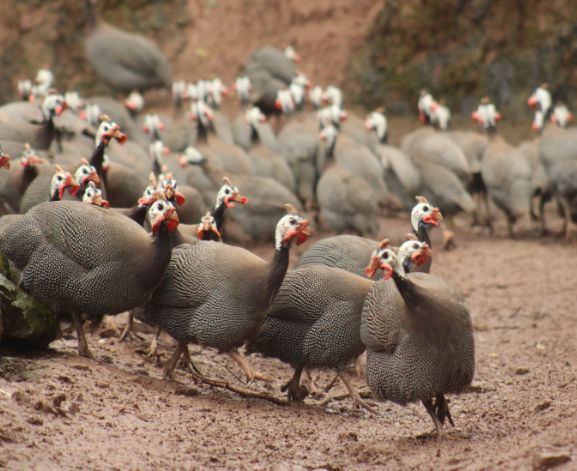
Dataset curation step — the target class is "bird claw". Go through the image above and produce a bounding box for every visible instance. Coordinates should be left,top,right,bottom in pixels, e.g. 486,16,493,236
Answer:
281,382,309,402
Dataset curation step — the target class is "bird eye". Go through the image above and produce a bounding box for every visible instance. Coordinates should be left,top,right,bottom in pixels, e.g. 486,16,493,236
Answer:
289,218,297,225
383,252,389,259
413,243,419,249
224,189,230,195
422,205,429,212
57,175,63,181
83,168,88,174
157,202,164,210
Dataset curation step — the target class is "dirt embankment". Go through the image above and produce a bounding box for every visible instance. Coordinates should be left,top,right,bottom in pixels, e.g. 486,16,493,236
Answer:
0,0,380,104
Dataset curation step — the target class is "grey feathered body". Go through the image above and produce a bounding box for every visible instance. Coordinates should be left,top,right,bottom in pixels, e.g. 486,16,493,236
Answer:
143,241,282,351
85,23,172,93
296,235,380,279
0,201,171,317
361,273,474,405
481,138,532,221
317,167,379,236
247,265,371,370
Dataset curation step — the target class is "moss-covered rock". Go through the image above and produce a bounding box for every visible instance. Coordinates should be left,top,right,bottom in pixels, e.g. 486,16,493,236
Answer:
0,271,59,350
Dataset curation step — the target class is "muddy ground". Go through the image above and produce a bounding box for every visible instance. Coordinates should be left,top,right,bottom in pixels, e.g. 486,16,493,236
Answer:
1,207,576,470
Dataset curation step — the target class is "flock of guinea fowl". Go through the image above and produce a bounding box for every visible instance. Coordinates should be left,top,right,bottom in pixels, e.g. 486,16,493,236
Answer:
0,0,575,438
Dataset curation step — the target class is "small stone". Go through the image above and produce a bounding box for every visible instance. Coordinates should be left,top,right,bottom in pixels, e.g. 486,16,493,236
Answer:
534,401,552,412
515,367,530,375
27,416,43,426
533,450,571,469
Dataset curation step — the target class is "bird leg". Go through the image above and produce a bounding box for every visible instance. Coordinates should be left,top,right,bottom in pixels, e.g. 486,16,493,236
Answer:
72,311,93,359
337,372,377,414
303,368,325,398
118,311,134,341
228,350,272,383
119,311,143,341
558,195,577,242
146,327,161,357
163,343,185,381
434,394,454,426
280,366,309,402
422,399,445,437
323,372,339,393
354,354,365,377
442,229,456,251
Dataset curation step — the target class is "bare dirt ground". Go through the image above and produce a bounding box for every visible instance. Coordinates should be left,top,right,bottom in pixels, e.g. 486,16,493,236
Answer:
1,206,576,470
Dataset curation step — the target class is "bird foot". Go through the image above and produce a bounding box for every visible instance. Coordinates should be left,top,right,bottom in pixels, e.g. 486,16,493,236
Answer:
248,370,273,383
351,396,379,415
77,342,94,359
146,336,159,358
442,230,457,250
565,222,577,242
280,381,309,402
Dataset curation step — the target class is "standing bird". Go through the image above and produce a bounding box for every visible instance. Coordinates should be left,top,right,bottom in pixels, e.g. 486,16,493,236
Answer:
84,0,172,93
248,239,430,409
141,205,311,382
0,199,179,358
296,197,442,278
361,241,474,436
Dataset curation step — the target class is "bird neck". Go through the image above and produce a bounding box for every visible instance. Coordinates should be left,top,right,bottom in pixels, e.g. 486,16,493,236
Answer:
255,245,290,313
89,140,107,177
250,124,260,144
211,202,226,232
21,165,40,193
127,204,149,226
152,157,162,177
391,270,452,341
36,116,56,151
196,120,210,143
414,223,432,273
50,189,60,202
140,225,174,292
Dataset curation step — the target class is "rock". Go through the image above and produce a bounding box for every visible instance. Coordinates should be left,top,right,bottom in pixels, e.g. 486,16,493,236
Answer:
515,367,530,375
533,450,571,469
0,256,59,349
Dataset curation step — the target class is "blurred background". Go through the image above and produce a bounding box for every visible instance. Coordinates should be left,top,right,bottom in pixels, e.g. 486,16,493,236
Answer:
2,0,575,121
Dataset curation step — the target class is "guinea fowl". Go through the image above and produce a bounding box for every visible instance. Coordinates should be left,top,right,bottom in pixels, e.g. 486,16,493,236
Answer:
0,199,179,357
19,166,80,213
248,239,431,410
84,0,172,93
119,177,248,344
316,125,380,236
190,100,254,176
538,127,577,240
0,92,66,151
361,241,475,436
481,137,532,236
0,144,46,214
158,175,247,247
296,197,442,278
82,181,110,208
141,204,311,383
242,107,295,191
277,117,321,210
